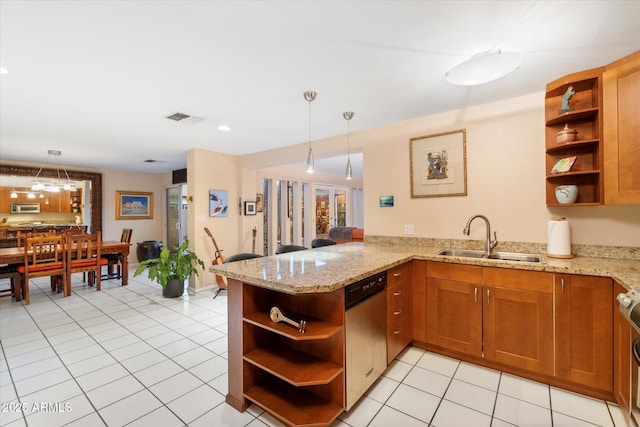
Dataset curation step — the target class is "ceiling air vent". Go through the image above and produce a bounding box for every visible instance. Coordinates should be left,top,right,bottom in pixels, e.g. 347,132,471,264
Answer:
166,112,190,122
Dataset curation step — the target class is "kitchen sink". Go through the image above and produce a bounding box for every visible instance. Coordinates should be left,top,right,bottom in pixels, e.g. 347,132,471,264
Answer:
437,248,545,263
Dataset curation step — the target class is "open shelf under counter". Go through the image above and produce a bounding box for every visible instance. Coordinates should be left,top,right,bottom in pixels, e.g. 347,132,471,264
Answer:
244,346,343,386
244,380,344,427
243,311,343,341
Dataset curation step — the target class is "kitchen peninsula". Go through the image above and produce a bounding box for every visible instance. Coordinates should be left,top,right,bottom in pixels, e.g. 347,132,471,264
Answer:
211,241,639,427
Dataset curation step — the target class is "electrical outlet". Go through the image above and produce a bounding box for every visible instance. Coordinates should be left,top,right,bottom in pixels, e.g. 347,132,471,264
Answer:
404,224,415,235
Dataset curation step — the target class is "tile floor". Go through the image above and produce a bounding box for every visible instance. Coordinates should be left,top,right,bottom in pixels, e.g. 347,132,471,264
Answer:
0,271,630,427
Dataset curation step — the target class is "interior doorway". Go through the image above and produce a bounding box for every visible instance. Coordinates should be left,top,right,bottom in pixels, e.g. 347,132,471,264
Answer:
165,184,188,253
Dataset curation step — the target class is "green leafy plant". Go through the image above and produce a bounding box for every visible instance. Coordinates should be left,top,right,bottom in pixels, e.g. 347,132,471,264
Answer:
134,240,205,287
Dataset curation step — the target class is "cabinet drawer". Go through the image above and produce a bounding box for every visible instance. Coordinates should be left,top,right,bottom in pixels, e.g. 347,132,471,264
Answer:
427,261,482,283
388,263,411,287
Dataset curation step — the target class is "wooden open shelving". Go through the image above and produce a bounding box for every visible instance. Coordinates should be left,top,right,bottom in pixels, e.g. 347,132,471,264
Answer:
239,283,346,427
545,68,604,206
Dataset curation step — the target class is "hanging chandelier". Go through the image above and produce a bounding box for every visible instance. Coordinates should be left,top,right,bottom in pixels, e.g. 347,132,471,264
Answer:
31,150,77,192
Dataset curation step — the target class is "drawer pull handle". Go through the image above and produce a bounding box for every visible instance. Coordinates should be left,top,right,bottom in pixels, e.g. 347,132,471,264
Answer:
474,287,478,303
393,272,402,277
394,309,402,315
393,328,401,335
393,290,402,296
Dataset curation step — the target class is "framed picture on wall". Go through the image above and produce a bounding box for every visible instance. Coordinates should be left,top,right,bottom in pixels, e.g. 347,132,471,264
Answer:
115,190,153,220
209,189,229,217
410,129,467,198
256,193,263,212
244,201,257,216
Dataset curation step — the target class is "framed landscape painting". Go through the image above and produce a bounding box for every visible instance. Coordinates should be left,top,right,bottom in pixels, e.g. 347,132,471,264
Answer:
116,191,153,220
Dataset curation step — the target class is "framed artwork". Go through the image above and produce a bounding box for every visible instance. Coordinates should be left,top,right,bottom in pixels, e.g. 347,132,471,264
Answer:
410,129,467,198
116,190,153,220
256,193,263,212
379,195,394,207
209,189,229,217
244,201,257,215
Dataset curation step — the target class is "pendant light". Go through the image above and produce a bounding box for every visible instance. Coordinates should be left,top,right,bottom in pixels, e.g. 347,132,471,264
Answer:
343,111,354,180
304,91,317,173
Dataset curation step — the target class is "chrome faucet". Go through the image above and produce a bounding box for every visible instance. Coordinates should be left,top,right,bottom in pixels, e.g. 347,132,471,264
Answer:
463,215,498,257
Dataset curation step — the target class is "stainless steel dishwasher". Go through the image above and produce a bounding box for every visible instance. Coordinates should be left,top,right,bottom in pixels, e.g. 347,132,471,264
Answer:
344,271,387,411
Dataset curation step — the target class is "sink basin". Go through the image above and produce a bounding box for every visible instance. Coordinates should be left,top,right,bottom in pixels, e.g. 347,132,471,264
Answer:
437,248,544,263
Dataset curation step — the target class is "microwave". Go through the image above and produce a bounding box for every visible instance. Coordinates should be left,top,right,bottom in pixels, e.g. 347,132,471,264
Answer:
11,203,41,214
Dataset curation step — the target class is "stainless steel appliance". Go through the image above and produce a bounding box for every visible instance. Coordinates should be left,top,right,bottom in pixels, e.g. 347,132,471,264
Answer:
11,203,40,213
617,288,640,426
345,271,387,411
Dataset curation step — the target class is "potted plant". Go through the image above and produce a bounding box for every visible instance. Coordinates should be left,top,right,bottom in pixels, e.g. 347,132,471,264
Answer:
134,240,205,297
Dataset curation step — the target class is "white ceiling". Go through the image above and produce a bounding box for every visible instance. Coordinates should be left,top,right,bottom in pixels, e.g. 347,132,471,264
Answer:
1,1,639,179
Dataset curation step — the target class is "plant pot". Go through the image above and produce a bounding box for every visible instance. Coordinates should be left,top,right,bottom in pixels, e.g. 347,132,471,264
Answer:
163,279,184,298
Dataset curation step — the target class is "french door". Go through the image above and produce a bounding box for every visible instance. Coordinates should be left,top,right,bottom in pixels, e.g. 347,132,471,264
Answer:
312,184,349,239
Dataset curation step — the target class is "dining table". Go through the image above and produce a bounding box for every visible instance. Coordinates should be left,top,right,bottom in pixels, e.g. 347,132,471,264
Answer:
0,241,132,300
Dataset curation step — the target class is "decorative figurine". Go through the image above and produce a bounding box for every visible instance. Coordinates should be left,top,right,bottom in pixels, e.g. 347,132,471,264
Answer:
559,86,575,114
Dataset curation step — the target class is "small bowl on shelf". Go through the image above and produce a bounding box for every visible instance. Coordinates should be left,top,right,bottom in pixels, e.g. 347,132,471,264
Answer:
555,185,578,204
556,124,578,143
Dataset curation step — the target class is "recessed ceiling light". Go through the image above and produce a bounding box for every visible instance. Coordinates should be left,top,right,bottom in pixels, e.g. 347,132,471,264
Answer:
218,125,231,132
0,67,8,74
445,50,521,86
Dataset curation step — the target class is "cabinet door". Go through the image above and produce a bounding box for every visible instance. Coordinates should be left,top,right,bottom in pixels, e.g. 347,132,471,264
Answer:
483,285,553,375
426,277,482,356
614,283,632,417
556,274,613,392
604,51,640,204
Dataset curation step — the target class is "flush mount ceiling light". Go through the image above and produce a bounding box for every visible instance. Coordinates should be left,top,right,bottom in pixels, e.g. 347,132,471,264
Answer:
304,91,317,173
343,111,354,180
0,67,8,74
445,50,522,86
218,125,231,132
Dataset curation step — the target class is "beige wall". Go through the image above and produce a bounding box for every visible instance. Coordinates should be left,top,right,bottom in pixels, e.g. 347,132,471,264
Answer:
101,169,170,262
361,92,639,246
237,91,639,248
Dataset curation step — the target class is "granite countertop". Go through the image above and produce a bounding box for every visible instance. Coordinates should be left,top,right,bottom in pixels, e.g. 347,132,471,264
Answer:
210,242,640,294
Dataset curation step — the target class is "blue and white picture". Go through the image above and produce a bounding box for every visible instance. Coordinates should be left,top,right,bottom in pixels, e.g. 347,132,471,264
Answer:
209,189,229,217
379,195,394,207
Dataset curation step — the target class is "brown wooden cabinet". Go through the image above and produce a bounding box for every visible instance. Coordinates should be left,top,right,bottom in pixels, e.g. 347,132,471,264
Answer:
545,67,603,206
604,51,640,204
426,261,483,356
483,267,554,376
239,283,345,427
555,274,613,392
387,262,413,364
614,282,632,422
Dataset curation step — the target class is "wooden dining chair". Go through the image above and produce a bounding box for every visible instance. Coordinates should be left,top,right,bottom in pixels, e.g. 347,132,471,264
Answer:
67,231,106,293
16,235,67,305
101,228,132,280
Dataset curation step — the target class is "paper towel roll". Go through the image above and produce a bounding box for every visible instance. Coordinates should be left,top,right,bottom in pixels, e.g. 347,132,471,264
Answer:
547,217,572,258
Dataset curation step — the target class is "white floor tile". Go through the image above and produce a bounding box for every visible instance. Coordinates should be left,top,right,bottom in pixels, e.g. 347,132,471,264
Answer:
98,389,163,426
148,370,205,403
188,355,228,383
14,367,73,397
395,346,425,365
368,405,428,426
552,411,602,427
494,393,552,427
75,363,130,392
382,359,413,382
402,365,451,397
166,384,225,424
499,372,550,409
385,383,440,423
126,405,185,427
190,401,257,427
454,361,501,391
339,395,383,427
365,375,400,403
171,346,217,369
444,378,497,415
431,399,492,427
415,351,460,377
550,387,614,427
134,358,184,388
85,375,145,409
